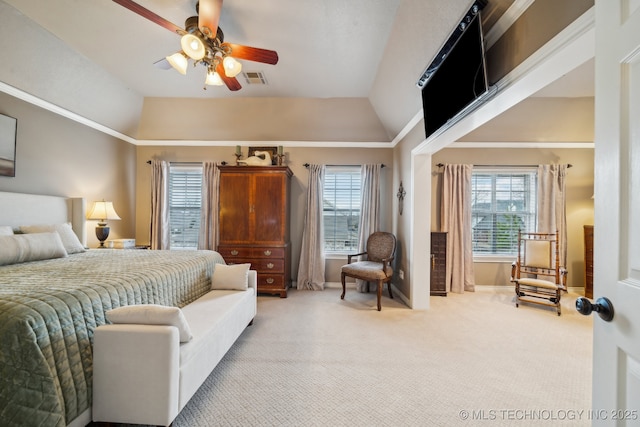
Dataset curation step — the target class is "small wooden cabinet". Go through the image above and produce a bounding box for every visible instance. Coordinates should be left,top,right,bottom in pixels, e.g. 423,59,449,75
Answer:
217,166,292,297
584,225,593,299
430,232,447,296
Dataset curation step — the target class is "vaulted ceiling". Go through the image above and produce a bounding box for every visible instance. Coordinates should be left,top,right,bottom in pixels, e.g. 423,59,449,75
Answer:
0,0,592,144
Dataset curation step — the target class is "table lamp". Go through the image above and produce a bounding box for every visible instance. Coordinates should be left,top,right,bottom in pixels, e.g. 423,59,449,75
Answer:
87,200,121,248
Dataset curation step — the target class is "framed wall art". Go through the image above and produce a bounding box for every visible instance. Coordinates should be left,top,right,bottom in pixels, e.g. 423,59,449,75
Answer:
0,113,17,177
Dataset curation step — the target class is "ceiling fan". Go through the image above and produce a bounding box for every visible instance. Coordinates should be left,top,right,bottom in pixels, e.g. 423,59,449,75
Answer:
112,0,279,91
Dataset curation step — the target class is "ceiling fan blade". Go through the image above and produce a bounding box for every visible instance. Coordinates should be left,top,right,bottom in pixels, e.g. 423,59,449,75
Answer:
198,0,223,39
153,58,172,70
112,0,184,35
223,43,279,65
216,61,242,91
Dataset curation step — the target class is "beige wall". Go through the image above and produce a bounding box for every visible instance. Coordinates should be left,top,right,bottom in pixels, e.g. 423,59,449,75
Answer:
0,92,136,247
391,124,428,298
138,98,390,142
135,145,393,284
431,147,594,290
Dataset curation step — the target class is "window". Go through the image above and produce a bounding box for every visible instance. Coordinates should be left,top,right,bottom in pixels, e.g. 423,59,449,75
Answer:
471,168,537,256
168,164,202,249
323,166,361,253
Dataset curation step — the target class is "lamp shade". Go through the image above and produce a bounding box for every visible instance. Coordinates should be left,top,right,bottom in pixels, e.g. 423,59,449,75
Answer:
166,52,189,75
87,201,121,222
223,56,242,78
205,69,224,86
181,33,206,60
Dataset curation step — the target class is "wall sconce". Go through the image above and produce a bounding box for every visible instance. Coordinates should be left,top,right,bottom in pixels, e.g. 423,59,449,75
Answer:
397,181,407,215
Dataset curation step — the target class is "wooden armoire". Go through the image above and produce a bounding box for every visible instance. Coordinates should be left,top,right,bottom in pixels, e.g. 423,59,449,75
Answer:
584,225,594,299
217,166,292,297
430,232,448,296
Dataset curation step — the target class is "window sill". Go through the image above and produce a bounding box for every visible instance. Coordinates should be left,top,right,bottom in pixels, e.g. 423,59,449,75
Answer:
325,253,351,260
473,256,516,263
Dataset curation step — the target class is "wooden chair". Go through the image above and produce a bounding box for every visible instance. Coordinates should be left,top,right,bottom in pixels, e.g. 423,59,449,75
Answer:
341,232,396,311
511,230,567,316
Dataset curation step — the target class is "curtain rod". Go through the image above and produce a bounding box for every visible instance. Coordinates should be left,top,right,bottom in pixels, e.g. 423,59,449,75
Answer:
436,163,572,168
303,163,386,168
146,160,229,165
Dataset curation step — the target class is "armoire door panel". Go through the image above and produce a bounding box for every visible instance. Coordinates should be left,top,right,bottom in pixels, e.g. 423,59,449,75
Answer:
219,173,253,243
254,174,286,243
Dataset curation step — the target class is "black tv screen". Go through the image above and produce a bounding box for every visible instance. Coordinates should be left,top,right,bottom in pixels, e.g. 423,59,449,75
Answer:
419,5,488,139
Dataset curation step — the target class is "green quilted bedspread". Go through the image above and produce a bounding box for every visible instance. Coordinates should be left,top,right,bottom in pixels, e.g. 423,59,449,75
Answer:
0,249,225,427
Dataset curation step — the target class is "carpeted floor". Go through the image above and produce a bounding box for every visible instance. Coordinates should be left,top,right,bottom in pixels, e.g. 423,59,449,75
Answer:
169,286,593,427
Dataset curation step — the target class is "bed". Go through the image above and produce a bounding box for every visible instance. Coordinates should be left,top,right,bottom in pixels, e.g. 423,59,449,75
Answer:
0,191,226,427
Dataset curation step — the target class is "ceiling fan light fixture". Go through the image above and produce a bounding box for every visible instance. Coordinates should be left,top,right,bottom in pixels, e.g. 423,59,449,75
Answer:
181,33,206,60
205,69,224,86
166,51,189,75
223,56,242,78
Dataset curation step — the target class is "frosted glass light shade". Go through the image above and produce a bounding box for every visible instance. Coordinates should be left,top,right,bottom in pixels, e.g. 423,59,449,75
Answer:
205,70,224,86
166,52,188,75
223,56,242,78
181,34,206,60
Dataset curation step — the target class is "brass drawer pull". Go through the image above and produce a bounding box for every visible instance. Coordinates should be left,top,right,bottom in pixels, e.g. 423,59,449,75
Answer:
266,278,274,284
264,250,272,256
267,262,274,269
231,250,238,256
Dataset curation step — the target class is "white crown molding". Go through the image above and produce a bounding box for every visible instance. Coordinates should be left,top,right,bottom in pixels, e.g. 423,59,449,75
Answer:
449,141,594,148
0,81,137,145
134,139,392,148
390,110,423,147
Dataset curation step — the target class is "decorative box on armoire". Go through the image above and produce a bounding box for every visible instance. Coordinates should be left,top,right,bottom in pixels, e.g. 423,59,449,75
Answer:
584,225,593,299
217,166,292,298
430,232,447,296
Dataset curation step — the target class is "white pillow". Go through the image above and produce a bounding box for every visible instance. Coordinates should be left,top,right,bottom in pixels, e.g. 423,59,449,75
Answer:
0,226,13,236
20,223,86,254
0,232,68,266
211,263,251,291
106,304,193,343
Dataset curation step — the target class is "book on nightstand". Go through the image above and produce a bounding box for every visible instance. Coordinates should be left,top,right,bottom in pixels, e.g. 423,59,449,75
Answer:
110,238,136,249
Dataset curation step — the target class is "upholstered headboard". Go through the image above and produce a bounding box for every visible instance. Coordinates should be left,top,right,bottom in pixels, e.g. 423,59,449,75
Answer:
0,191,86,245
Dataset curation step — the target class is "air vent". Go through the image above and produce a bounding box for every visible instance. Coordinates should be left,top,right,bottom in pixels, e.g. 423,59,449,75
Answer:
242,71,268,85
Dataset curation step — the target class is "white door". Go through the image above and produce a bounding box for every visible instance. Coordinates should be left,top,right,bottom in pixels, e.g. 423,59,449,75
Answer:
590,1,640,423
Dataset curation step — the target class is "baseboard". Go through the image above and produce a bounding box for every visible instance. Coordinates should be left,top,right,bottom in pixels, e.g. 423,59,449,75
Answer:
324,281,347,289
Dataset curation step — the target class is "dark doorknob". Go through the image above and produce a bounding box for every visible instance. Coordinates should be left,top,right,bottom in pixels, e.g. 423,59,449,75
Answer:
576,297,614,322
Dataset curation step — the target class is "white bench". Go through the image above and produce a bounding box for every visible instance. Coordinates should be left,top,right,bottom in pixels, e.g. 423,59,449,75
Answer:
92,271,257,426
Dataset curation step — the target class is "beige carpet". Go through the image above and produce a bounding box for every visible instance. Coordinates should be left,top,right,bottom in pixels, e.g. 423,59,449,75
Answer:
169,286,593,426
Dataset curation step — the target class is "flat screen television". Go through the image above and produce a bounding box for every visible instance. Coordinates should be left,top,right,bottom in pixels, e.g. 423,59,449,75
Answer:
417,1,490,139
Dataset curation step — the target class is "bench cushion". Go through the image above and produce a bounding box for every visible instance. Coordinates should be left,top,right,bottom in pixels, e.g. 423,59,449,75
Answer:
106,304,193,342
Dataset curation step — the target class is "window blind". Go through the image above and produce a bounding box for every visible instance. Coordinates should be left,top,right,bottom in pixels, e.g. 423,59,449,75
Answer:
471,168,537,255
169,165,203,250
323,166,361,253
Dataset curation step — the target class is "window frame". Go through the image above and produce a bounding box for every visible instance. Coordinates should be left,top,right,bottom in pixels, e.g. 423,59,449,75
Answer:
168,163,203,250
471,166,537,262
323,165,362,256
